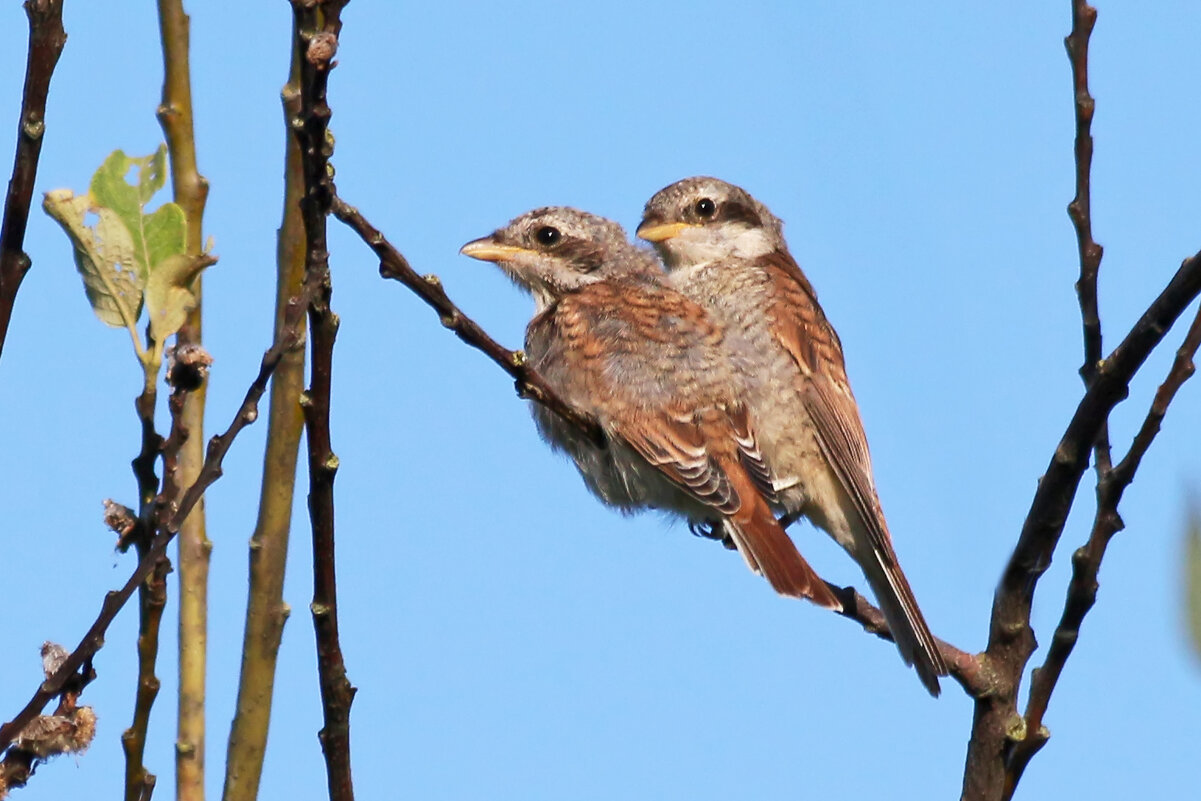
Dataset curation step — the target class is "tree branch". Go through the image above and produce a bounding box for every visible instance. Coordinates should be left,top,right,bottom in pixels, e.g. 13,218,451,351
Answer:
824,582,989,697
1065,1,1112,475
0,0,66,362
221,45,308,801
154,3,212,797
0,648,96,794
289,3,356,800
961,250,1201,799
0,284,313,763
329,196,604,447
1004,303,1201,797
123,371,168,801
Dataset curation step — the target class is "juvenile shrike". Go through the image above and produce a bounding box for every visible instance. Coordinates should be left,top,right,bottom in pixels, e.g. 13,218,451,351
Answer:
638,178,946,695
462,206,840,610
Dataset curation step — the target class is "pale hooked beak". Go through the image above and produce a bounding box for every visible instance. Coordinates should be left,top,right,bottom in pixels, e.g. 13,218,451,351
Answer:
635,221,694,243
459,238,529,262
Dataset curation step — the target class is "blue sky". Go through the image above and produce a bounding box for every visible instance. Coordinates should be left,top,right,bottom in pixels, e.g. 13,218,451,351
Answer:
2,2,1199,799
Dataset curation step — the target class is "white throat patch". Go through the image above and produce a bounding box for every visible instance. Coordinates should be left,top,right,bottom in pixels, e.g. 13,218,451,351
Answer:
669,224,776,266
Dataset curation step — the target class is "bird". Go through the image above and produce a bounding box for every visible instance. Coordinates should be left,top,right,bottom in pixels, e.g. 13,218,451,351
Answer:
460,206,841,610
637,177,947,695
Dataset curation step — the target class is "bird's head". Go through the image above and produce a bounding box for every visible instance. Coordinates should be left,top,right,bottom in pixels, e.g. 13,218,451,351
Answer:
461,206,653,309
637,176,784,269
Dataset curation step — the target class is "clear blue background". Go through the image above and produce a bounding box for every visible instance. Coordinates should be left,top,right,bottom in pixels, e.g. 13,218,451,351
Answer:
2,2,1199,799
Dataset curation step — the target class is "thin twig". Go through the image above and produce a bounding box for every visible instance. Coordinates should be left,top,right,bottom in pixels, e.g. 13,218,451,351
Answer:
0,0,66,362
0,284,313,760
120,547,170,801
155,2,212,797
330,196,604,447
290,3,356,800
1003,304,1201,797
221,50,307,801
123,376,168,801
1065,1,1112,475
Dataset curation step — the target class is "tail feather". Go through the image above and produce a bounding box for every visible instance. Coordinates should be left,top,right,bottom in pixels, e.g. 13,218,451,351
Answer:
859,546,947,696
724,468,841,611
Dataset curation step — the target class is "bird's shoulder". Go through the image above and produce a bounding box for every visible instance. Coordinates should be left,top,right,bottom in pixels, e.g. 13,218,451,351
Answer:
755,248,848,382
550,276,723,347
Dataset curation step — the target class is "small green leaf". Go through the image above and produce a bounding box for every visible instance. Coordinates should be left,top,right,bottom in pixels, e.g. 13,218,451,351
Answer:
43,188,144,329
89,147,186,278
146,253,214,343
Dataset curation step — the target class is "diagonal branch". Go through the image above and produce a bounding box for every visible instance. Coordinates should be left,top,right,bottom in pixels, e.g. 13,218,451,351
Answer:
961,251,1201,800
824,582,989,697
330,196,604,447
289,2,356,800
1004,303,1201,796
0,0,67,362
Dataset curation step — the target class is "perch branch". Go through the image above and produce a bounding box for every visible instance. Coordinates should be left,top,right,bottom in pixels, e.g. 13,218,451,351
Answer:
824,582,988,697
331,196,994,700
0,0,66,362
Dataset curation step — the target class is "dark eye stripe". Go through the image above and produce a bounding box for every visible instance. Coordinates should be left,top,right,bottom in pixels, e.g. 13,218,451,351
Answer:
714,199,760,227
557,239,605,272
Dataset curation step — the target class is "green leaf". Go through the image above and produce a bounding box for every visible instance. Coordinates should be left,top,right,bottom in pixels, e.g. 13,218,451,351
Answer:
42,188,144,329
89,147,186,278
145,253,214,343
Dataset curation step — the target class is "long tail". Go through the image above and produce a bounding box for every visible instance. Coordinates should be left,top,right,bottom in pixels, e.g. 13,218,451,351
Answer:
723,465,841,611
855,539,946,696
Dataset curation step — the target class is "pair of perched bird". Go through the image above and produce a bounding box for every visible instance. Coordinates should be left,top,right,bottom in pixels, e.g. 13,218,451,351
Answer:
461,176,947,696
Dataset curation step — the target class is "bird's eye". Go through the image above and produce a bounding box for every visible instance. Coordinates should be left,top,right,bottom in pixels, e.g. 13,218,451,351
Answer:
535,226,562,247
695,198,716,218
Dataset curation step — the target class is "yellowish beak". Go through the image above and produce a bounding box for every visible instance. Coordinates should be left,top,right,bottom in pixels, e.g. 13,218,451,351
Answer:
635,221,693,243
459,239,529,262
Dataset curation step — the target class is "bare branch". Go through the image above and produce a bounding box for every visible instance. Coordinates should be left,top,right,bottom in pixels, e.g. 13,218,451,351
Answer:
1064,0,1114,478
289,2,356,800
1004,303,1201,796
0,0,67,362
824,582,989,698
122,373,170,801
